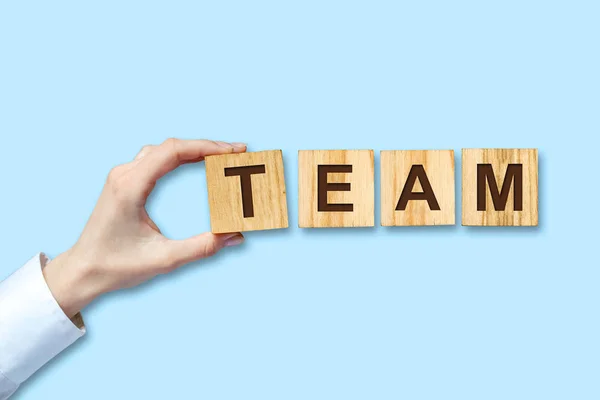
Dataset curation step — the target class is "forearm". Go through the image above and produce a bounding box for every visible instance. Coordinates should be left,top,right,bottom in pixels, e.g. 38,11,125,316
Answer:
42,250,101,319
0,255,86,399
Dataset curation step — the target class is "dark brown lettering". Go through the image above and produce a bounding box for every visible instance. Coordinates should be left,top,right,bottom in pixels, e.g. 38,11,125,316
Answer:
477,164,523,211
395,165,441,211
317,165,353,212
224,165,266,217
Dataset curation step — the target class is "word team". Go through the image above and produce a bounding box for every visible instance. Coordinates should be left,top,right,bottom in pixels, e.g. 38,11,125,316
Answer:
205,148,538,233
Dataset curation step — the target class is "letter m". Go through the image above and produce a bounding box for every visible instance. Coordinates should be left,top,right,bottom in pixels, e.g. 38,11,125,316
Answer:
477,164,523,211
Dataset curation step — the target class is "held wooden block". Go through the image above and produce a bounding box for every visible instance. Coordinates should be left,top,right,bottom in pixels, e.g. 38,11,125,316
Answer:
298,150,374,228
462,148,538,226
380,150,455,226
205,150,289,233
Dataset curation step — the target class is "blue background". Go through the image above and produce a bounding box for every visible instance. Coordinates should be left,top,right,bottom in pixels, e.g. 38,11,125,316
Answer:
1,1,598,399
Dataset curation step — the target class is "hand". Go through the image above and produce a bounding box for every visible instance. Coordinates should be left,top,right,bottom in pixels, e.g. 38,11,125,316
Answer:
43,139,247,318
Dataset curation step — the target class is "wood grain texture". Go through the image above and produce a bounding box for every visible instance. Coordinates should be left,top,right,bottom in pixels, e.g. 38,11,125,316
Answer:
462,148,538,226
381,150,455,226
298,150,374,228
205,150,289,233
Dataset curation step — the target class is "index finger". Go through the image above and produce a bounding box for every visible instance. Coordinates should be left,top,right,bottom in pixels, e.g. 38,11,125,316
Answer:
134,138,247,184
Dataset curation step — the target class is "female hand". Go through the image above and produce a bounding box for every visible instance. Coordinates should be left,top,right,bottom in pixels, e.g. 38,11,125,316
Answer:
43,139,247,318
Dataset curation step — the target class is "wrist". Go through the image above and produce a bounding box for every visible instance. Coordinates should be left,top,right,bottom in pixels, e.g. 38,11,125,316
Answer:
43,249,102,318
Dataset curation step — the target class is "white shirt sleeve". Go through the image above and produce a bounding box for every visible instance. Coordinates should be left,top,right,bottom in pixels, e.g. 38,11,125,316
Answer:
0,254,86,399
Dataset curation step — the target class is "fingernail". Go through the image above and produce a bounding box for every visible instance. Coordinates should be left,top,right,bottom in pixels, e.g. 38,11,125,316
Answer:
231,142,247,150
224,234,244,247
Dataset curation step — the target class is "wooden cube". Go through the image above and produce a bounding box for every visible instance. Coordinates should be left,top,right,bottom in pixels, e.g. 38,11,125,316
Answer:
462,148,538,226
381,150,455,226
298,150,374,228
205,150,289,233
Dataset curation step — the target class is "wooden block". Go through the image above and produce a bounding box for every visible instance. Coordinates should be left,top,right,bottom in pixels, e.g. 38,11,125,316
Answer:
462,148,538,226
298,150,374,228
205,150,289,233
380,150,455,226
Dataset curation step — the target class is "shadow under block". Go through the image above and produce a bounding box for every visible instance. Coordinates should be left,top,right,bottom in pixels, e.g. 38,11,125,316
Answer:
205,150,289,233
298,150,374,228
462,148,538,226
380,150,455,226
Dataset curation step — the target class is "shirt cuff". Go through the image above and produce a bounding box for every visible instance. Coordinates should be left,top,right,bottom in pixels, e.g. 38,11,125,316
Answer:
0,254,86,385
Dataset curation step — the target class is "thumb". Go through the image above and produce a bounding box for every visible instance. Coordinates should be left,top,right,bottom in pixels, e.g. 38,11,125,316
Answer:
165,232,244,268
